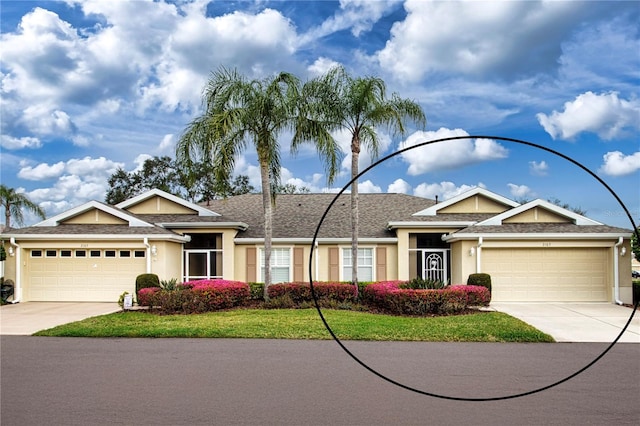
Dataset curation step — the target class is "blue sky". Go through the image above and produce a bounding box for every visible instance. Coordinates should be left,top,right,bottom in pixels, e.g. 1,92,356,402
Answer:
1,0,638,228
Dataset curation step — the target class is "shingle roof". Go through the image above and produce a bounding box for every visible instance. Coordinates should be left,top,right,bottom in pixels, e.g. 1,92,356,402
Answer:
204,193,439,239
4,224,179,236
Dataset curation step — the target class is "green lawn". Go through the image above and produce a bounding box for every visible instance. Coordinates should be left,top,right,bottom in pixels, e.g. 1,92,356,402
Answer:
34,308,554,342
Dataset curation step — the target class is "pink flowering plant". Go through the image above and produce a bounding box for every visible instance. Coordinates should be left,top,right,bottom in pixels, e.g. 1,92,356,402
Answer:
137,279,250,314
361,281,484,315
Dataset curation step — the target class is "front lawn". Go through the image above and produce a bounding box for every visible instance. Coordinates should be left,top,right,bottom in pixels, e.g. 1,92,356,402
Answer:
34,308,554,342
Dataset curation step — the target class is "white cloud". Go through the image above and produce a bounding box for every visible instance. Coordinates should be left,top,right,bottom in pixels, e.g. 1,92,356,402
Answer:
399,128,508,175
18,162,66,180
507,183,534,199
376,0,586,81
158,134,174,152
307,57,341,77
536,92,640,141
413,181,482,200
529,160,549,176
599,151,640,176
387,178,411,194
338,129,392,177
358,179,382,193
0,135,42,150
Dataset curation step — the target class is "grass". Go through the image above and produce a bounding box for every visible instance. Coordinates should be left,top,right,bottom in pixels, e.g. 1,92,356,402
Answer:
34,308,554,342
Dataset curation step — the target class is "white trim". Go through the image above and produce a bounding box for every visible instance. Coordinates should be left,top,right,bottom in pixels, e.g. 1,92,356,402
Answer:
158,221,248,230
3,233,191,243
259,247,292,283
412,188,520,216
387,221,476,229
475,199,602,226
443,232,631,242
340,246,375,282
116,188,220,217
234,237,398,245
35,201,154,227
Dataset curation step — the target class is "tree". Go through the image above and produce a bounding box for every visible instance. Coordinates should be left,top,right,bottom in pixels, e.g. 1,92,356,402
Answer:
177,67,340,300
105,155,253,205
632,227,640,262
273,183,310,194
0,184,46,229
310,66,426,293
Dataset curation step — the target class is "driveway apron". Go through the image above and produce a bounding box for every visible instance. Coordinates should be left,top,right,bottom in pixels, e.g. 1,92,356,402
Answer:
491,302,640,343
0,302,120,335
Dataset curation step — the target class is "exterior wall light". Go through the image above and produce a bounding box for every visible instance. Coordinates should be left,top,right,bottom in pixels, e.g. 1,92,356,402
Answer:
469,247,475,256
8,246,14,256
151,245,157,256
620,247,626,256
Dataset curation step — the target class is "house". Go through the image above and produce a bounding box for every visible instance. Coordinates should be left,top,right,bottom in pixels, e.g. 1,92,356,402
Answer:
0,187,633,304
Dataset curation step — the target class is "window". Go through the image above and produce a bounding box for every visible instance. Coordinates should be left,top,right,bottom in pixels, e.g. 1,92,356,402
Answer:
105,250,116,258
75,250,86,257
90,250,101,258
31,250,42,257
342,248,374,282
134,250,146,258
45,250,57,257
260,248,290,284
119,250,131,258
61,250,72,258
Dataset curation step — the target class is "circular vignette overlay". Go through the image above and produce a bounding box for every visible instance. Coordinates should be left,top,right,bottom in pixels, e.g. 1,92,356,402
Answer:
307,135,639,402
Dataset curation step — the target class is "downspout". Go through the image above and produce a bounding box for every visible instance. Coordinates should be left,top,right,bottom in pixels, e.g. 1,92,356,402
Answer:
143,237,151,274
9,237,21,303
476,237,483,273
613,237,623,305
314,240,319,283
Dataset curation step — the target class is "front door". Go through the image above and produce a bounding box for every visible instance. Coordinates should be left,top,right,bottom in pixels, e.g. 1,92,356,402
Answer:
422,249,448,283
184,249,222,282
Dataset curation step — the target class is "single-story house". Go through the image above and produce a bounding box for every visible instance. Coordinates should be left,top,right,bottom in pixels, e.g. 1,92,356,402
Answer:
0,187,633,304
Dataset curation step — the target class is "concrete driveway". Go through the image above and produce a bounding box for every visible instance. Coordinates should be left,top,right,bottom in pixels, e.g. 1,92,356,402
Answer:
491,302,640,343
0,302,120,335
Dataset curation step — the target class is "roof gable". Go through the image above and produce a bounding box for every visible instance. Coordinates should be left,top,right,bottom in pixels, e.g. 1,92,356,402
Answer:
413,188,519,216
476,199,602,226
116,189,219,217
35,201,154,227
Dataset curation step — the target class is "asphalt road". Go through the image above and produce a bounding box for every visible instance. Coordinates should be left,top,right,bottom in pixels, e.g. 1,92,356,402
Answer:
1,337,638,425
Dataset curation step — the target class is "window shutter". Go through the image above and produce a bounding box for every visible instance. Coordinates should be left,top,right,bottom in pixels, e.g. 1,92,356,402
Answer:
376,247,387,281
246,247,257,282
328,247,339,281
293,247,304,282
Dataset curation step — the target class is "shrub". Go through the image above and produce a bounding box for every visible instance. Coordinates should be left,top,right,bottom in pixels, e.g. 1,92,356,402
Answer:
399,277,447,290
449,285,491,307
362,281,470,315
467,273,492,294
136,273,160,300
248,282,264,300
266,282,358,307
139,279,250,314
160,278,179,291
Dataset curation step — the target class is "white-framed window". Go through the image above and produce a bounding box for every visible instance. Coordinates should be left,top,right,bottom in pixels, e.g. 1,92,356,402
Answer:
342,247,374,282
260,247,291,284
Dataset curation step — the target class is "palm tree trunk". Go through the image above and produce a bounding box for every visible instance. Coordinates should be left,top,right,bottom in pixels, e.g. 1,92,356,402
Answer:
4,202,10,229
351,139,360,298
260,160,273,302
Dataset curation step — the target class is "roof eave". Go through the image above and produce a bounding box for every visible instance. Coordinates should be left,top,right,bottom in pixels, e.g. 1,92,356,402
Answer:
443,232,632,242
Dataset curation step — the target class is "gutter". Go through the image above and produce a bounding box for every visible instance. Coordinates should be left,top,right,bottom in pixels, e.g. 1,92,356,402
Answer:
613,237,624,305
9,237,21,304
143,237,151,274
476,237,483,273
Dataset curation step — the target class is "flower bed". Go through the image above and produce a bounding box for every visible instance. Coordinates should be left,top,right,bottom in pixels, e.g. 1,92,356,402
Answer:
137,279,250,314
267,281,358,308
361,281,490,315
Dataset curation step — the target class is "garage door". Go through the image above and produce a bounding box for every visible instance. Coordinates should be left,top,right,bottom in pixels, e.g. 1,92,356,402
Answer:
482,247,609,302
26,248,146,302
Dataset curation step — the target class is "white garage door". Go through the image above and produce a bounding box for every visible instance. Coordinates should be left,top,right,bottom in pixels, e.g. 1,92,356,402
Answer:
26,248,146,302
482,247,609,302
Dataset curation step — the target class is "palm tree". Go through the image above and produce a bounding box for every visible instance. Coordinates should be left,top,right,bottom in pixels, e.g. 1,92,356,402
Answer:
311,66,426,293
176,67,340,300
0,184,46,229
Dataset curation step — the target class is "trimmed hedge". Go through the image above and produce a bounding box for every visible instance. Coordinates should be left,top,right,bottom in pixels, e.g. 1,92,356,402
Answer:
362,281,490,315
138,279,250,314
467,273,492,295
136,273,160,300
267,281,358,307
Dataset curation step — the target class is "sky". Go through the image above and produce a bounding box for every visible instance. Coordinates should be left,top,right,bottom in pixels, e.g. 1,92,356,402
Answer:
1,0,638,229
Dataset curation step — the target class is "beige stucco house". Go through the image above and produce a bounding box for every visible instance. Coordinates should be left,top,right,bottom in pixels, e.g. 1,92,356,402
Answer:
1,187,633,304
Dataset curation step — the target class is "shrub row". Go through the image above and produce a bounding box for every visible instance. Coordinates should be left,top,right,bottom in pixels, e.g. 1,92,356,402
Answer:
361,281,490,316
138,279,249,314
136,279,490,316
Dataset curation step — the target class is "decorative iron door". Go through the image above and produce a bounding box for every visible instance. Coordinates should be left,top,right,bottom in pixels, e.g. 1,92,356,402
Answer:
422,250,448,283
